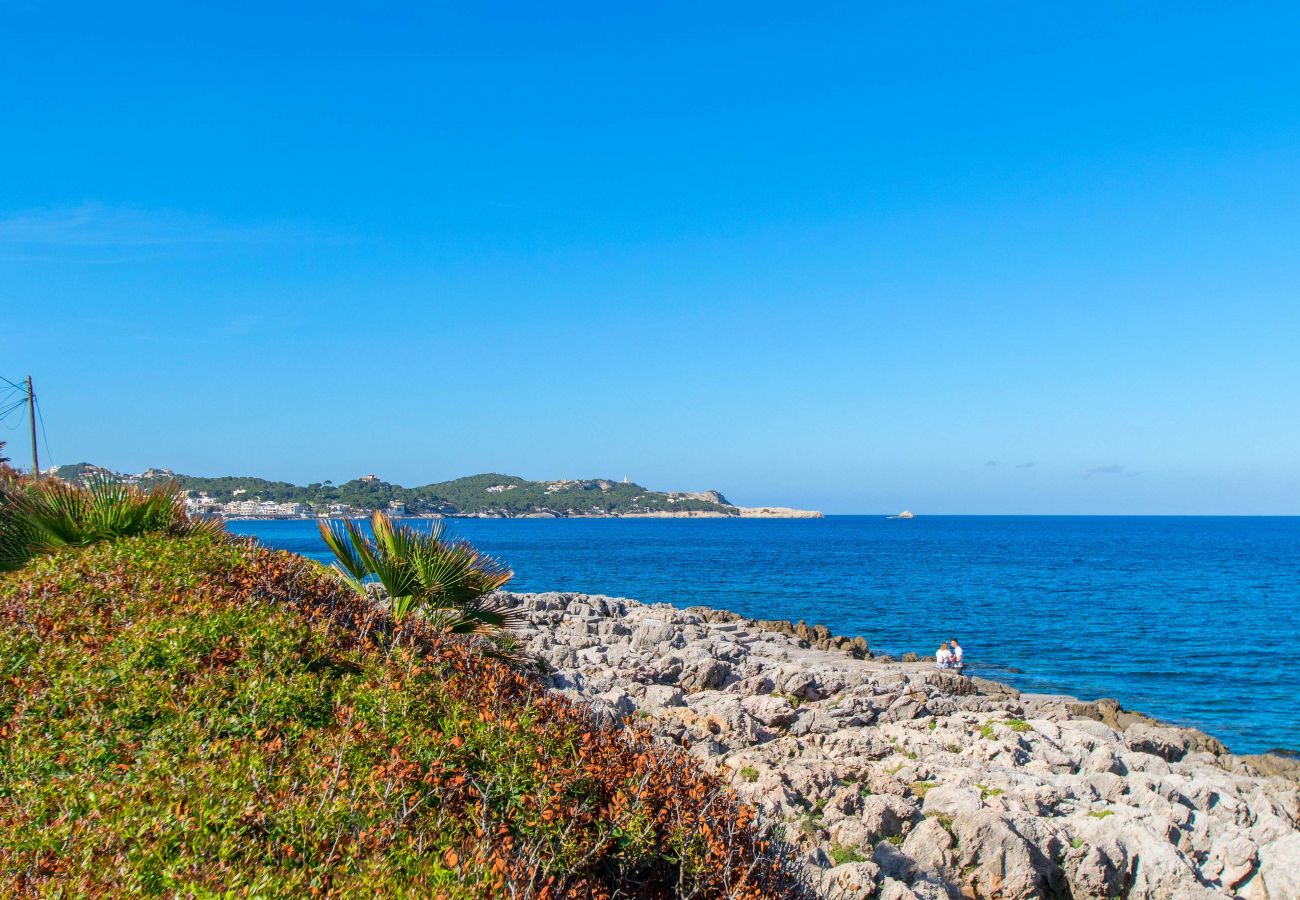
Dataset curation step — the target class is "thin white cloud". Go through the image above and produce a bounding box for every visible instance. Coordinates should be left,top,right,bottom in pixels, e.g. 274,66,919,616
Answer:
1082,464,1133,478
0,203,321,254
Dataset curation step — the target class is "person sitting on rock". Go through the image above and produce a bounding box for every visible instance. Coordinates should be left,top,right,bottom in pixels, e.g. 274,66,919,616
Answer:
949,637,964,672
936,642,952,669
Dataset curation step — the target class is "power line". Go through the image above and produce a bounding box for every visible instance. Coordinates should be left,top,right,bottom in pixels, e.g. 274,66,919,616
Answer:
34,395,51,470
0,397,27,423
0,377,29,421
33,397,50,473
0,375,43,476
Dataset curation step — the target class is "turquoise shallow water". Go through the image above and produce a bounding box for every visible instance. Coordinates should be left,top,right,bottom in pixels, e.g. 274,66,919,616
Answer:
228,515,1300,755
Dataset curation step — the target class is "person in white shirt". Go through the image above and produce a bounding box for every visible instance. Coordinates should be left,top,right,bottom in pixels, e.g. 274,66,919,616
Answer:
949,638,964,671
935,642,952,669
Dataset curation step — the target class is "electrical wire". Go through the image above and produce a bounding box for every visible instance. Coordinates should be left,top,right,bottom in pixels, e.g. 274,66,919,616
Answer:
0,381,45,465
0,376,30,418
0,398,28,424
35,395,51,469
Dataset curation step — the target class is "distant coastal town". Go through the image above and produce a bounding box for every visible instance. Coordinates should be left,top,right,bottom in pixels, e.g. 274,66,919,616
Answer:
47,464,823,520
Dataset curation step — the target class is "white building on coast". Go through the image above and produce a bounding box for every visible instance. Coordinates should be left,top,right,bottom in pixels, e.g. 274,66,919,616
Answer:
221,498,310,519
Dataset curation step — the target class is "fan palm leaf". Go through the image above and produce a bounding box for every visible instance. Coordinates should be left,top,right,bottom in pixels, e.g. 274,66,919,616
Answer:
316,518,370,592
0,476,223,571
316,510,517,636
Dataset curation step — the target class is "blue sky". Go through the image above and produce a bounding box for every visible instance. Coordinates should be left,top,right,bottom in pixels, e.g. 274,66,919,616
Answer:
3,2,1298,514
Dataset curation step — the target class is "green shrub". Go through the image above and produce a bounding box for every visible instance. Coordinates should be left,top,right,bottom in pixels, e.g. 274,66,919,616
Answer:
1087,809,1115,819
740,766,760,783
910,781,938,800
829,843,866,865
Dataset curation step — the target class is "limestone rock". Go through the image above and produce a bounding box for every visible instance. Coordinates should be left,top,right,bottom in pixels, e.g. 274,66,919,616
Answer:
1253,831,1300,899
820,861,881,899
497,590,1300,900
742,694,798,728
951,809,1062,898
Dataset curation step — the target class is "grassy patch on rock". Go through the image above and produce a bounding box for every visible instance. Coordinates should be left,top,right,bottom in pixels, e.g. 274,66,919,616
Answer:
828,843,867,865
909,781,938,800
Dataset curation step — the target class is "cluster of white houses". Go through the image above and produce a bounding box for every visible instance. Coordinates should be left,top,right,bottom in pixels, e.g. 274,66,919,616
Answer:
183,493,409,520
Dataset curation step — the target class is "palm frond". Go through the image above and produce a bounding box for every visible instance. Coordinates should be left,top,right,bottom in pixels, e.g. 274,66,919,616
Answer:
317,518,370,592
0,484,41,572
313,510,517,635
449,591,526,633
363,512,421,602
0,476,227,571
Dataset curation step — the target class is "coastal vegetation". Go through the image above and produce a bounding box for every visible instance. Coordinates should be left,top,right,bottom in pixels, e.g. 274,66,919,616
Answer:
0,478,808,897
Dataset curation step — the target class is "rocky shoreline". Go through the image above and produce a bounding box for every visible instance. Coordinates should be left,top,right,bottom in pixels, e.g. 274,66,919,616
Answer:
470,506,824,519
503,590,1300,899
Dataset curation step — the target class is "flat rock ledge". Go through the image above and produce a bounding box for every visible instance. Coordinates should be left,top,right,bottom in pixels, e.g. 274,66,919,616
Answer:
502,590,1300,900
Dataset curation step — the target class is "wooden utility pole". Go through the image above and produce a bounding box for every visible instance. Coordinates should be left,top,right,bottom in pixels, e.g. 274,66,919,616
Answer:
26,376,39,480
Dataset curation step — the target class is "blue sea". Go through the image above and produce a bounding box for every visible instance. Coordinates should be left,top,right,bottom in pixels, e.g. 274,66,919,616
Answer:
227,516,1300,756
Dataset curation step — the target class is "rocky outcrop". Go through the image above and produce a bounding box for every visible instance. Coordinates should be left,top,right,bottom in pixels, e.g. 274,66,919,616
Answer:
617,505,826,519
670,489,732,505
504,590,1300,899
689,607,873,659
737,506,826,518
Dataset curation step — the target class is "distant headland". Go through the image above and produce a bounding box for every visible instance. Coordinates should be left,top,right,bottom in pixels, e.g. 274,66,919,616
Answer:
46,463,823,520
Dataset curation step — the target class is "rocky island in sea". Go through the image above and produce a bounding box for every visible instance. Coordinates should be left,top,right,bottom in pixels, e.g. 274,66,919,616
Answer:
505,589,1300,899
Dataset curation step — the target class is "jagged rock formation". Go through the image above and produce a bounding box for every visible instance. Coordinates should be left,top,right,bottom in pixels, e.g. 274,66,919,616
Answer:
737,506,826,518
504,591,1300,899
670,489,733,505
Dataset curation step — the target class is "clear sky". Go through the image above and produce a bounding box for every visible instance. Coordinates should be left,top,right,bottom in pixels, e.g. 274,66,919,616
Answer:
3,3,1298,514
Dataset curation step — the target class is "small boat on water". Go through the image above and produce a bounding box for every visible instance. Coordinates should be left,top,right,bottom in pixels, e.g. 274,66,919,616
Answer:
888,510,915,519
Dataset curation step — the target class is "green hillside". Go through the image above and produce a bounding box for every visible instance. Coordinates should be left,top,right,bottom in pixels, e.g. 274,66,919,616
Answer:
51,465,741,517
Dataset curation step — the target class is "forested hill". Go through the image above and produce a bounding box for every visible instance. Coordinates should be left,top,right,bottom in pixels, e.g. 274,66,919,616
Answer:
47,463,741,517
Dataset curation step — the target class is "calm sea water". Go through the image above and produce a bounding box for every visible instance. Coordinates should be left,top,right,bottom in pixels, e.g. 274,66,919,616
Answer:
227,516,1300,755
